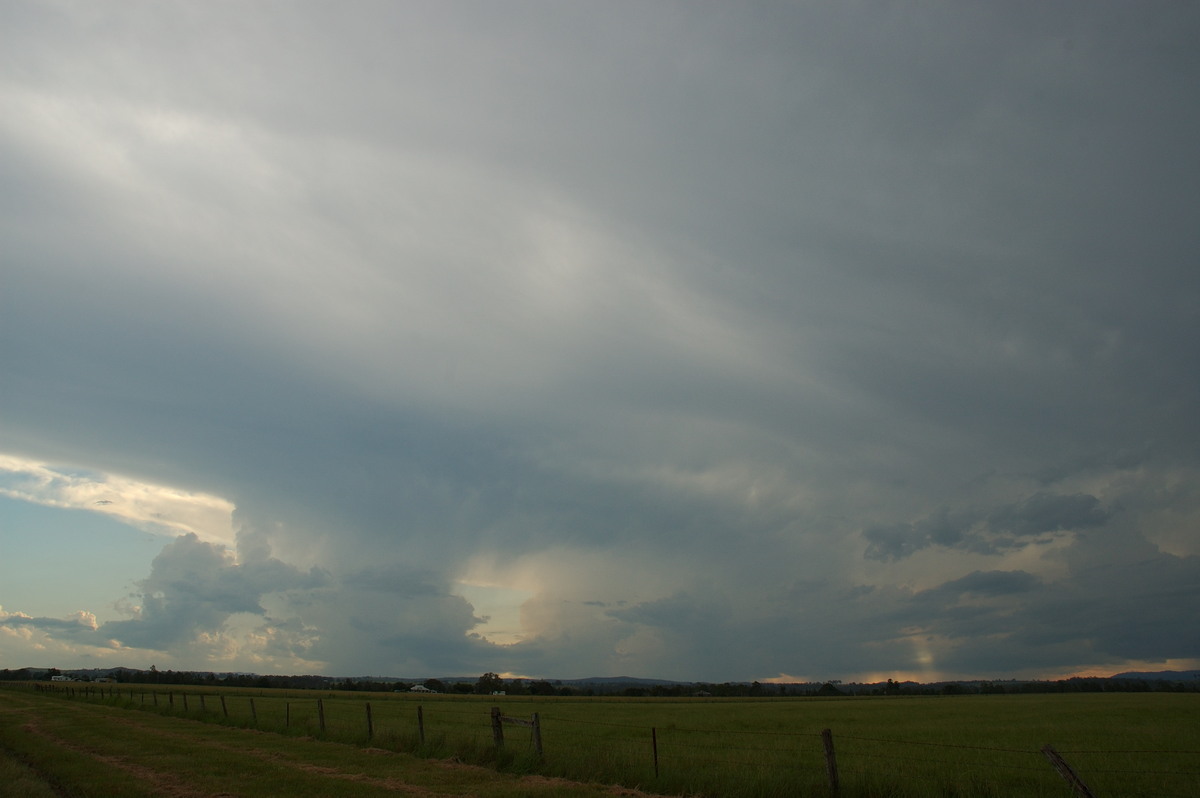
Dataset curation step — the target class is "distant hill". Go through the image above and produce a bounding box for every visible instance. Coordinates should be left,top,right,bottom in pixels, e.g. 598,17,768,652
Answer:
11,666,1198,691
565,676,690,687
1112,670,1200,681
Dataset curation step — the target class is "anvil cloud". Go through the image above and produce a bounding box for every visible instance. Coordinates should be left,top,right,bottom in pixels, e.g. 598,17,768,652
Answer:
2,1,1198,682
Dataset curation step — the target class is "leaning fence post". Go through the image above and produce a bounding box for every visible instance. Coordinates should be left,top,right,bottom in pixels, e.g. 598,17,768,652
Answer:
365,702,374,739
182,693,188,712
220,695,228,718
318,699,326,733
417,705,425,744
822,728,840,796
491,706,504,747
1042,745,1096,798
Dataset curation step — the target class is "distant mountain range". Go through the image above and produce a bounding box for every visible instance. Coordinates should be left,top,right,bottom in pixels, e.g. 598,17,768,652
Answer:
1111,670,1200,681
9,666,1199,686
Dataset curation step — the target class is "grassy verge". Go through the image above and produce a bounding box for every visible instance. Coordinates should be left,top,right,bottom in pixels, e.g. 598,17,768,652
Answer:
0,688,660,797
0,748,60,798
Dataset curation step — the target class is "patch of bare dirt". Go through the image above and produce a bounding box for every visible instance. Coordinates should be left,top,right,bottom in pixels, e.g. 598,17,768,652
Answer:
516,774,665,796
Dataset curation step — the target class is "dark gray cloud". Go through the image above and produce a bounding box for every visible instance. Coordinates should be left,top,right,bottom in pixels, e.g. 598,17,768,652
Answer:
864,492,1111,562
2,1,1199,680
922,570,1042,599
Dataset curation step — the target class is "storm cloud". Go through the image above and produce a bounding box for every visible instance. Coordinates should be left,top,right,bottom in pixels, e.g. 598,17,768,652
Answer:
1,1,1198,681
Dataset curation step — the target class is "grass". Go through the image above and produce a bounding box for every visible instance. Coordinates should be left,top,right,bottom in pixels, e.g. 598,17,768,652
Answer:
8,683,1200,797
0,748,60,798
0,687,658,797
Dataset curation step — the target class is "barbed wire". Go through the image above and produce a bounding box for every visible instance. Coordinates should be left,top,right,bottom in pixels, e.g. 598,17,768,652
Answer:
659,724,825,737
537,714,652,729
656,750,811,770
657,738,819,756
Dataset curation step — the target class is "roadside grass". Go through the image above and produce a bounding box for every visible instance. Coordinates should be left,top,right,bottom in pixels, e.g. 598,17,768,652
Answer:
11,684,1200,797
0,708,161,798
0,749,60,798
0,688,663,797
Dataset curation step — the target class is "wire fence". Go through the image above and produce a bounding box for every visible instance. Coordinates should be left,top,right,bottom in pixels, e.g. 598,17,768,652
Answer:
22,683,1200,798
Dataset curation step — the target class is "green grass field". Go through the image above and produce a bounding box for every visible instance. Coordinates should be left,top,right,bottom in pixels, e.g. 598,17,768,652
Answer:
4,683,1198,797
0,687,651,798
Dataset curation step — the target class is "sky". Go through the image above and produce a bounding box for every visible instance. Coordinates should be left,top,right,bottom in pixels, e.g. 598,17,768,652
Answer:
2,1,1198,684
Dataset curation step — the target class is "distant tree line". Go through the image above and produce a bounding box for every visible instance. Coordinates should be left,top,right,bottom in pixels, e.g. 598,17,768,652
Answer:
3,667,1196,695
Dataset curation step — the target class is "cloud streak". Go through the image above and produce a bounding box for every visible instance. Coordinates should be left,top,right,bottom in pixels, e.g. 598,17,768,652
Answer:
0,455,235,545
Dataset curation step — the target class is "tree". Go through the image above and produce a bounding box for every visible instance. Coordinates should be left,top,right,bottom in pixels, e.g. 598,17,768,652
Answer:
474,672,503,695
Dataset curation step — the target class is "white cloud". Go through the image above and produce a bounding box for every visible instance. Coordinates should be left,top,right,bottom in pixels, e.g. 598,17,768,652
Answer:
0,454,235,546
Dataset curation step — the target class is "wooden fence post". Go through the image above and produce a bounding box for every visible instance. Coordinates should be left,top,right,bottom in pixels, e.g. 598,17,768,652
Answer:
200,694,207,712
822,728,840,796
220,695,228,718
286,702,290,728
531,712,543,758
417,705,425,744
1042,745,1096,798
182,693,188,712
652,727,660,778
365,702,374,739
168,692,174,709
250,698,257,724
491,707,504,748
318,699,326,733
